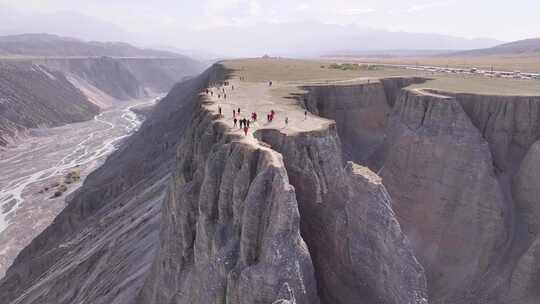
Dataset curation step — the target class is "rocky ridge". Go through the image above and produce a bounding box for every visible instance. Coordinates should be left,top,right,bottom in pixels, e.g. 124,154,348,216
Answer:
0,63,428,304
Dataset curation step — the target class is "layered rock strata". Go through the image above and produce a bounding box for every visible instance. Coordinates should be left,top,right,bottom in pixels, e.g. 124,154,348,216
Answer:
0,61,99,146
379,90,506,302
137,104,319,304
255,126,428,304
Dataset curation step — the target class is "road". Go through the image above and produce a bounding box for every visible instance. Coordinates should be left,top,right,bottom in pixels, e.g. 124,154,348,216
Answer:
0,96,159,278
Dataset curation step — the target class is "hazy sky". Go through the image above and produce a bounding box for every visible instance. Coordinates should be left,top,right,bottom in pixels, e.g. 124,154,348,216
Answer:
1,0,539,56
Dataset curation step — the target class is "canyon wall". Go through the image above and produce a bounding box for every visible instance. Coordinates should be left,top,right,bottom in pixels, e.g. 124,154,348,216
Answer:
0,68,208,304
255,127,427,304
300,80,540,304
137,68,426,304
137,105,319,304
302,77,426,168
380,90,506,303
0,61,99,146
0,56,204,146
34,57,204,101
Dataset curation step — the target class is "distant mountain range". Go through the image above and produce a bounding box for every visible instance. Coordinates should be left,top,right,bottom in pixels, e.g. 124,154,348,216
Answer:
449,38,540,57
0,6,504,57
324,38,540,59
186,22,503,57
0,34,185,58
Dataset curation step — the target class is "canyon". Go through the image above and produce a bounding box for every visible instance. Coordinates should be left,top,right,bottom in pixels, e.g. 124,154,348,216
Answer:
1,58,540,304
0,34,205,280
0,34,204,147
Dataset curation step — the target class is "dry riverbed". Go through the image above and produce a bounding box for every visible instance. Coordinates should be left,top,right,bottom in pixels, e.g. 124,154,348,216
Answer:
0,96,159,277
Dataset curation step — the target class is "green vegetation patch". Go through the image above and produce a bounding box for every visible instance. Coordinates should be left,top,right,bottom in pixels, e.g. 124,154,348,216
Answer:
328,63,382,71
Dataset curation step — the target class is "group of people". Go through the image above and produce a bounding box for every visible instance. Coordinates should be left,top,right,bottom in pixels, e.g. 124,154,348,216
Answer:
231,108,250,135
234,117,251,128
205,85,229,99
207,80,301,137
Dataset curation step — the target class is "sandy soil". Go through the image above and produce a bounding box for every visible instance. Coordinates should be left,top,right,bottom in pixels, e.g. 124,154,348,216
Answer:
205,73,331,141
0,96,159,278
351,55,540,74
225,58,540,96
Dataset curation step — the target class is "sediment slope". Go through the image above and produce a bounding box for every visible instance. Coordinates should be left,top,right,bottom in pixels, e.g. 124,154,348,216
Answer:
0,67,207,304
0,61,99,146
0,55,203,146
33,56,204,101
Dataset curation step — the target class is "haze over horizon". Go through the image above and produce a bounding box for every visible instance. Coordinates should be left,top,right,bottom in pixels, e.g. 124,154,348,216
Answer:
1,0,539,57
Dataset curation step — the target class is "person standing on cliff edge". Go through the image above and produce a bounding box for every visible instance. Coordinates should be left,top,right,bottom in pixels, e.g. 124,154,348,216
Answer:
243,126,249,136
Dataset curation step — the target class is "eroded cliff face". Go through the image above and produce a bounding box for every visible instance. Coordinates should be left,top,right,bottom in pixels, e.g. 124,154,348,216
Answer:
0,69,208,304
0,56,203,146
380,90,506,302
302,83,390,167
513,140,540,241
301,77,427,168
119,58,204,93
300,79,540,304
135,70,428,304
509,237,540,304
137,104,319,304
0,61,99,146
434,91,540,172
509,139,540,304
255,126,428,304
33,57,204,103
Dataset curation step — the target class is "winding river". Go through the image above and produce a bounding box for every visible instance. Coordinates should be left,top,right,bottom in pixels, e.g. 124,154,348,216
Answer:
0,96,159,277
